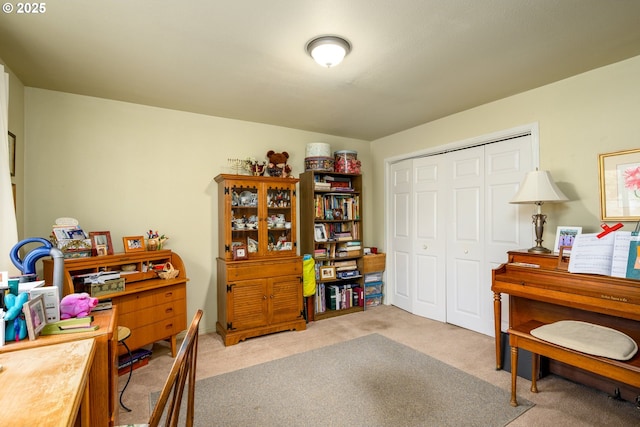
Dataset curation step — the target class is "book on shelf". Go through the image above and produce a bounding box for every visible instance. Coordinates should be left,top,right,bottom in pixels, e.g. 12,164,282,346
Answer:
314,182,331,191
323,175,352,183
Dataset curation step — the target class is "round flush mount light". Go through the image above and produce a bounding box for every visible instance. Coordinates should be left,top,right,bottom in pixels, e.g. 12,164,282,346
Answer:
306,35,351,68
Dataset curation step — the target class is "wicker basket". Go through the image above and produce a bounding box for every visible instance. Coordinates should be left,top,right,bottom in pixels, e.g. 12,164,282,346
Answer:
157,262,179,280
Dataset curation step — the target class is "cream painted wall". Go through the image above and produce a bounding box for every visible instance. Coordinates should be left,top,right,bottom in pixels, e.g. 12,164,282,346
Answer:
370,55,640,251
23,88,371,334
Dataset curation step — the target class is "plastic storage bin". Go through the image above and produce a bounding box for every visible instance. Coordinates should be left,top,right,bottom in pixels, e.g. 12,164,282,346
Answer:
334,150,361,174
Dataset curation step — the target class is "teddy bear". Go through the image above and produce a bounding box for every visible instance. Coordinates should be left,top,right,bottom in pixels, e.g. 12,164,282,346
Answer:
266,150,292,178
60,292,98,319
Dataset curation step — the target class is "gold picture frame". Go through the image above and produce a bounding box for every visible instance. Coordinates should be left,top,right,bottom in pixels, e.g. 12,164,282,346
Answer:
123,235,146,253
319,266,336,281
23,294,47,340
599,148,640,221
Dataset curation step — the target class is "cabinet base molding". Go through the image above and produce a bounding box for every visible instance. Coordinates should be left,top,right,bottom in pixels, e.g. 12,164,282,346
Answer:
216,319,306,346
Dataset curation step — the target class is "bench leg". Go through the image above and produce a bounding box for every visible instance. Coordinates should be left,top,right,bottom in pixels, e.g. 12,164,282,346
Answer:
510,346,519,407
531,353,539,393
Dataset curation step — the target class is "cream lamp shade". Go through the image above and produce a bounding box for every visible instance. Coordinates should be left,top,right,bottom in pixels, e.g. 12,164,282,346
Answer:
510,169,568,253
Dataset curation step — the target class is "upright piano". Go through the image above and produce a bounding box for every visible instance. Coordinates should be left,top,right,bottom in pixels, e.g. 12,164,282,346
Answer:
492,250,640,402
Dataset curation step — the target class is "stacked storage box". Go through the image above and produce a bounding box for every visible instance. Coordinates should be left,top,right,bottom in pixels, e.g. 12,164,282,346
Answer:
362,253,385,308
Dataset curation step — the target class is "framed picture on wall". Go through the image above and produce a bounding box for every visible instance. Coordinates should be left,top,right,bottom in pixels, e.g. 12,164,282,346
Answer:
599,148,640,221
8,131,16,176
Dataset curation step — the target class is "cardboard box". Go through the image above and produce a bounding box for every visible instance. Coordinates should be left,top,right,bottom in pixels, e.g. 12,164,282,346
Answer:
362,253,386,273
87,278,125,298
29,286,60,323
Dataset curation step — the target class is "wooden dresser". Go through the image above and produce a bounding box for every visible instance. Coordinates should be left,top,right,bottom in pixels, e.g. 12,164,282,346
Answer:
492,250,640,402
44,250,187,356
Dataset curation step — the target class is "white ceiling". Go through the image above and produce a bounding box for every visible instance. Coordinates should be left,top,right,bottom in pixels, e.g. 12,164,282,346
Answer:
1,0,640,141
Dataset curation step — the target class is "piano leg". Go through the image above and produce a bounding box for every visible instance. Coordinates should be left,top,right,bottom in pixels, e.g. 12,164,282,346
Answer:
493,291,502,369
510,345,519,407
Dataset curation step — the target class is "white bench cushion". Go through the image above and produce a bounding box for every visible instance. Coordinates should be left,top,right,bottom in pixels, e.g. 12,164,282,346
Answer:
530,320,638,361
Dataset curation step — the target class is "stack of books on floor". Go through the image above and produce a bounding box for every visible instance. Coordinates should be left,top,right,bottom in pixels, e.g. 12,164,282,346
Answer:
118,348,152,376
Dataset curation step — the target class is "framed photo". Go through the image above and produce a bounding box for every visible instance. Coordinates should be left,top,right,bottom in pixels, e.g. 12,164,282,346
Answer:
553,226,582,254
123,235,146,253
23,294,47,340
320,266,336,281
599,148,640,221
8,131,16,176
233,244,249,260
89,231,114,256
0,270,8,289
314,224,328,242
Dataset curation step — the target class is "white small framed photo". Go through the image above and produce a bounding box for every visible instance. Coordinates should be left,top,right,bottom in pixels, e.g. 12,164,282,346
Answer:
314,224,328,242
23,294,47,340
0,271,8,289
554,226,582,254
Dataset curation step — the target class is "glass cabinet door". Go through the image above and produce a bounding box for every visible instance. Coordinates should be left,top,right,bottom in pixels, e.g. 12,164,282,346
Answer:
266,185,294,254
230,183,260,256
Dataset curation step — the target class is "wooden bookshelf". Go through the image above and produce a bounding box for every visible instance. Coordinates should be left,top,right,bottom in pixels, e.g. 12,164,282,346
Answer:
300,171,364,320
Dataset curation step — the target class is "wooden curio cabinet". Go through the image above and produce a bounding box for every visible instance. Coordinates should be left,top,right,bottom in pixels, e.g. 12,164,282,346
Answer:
215,174,298,260
214,174,306,346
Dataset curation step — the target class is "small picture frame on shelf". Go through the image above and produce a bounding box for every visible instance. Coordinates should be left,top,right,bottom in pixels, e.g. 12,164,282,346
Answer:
553,226,582,254
89,231,113,256
233,244,249,260
123,235,146,253
320,266,336,281
314,224,328,242
23,294,47,340
0,270,8,289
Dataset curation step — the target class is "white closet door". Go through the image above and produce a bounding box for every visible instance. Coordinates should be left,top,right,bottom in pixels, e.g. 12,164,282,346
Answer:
484,136,534,333
389,160,413,312
386,133,534,336
412,156,446,321
445,146,486,332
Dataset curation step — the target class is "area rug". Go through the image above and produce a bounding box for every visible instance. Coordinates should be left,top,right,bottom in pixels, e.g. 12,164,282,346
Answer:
151,333,533,426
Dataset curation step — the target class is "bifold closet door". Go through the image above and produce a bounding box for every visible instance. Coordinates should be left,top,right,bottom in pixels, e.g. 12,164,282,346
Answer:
388,135,533,336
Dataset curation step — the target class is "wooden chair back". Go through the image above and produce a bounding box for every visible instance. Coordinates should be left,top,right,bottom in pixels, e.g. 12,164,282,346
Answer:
149,309,203,427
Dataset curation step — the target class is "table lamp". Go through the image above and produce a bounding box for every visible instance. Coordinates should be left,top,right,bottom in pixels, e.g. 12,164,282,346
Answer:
510,169,568,253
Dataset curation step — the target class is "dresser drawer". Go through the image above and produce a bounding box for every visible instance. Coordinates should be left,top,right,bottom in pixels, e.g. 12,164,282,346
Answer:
227,259,302,281
115,284,186,314
121,315,186,354
119,299,185,330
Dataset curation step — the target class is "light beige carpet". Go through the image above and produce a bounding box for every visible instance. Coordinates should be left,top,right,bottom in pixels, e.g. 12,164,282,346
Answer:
151,333,533,426
119,305,640,426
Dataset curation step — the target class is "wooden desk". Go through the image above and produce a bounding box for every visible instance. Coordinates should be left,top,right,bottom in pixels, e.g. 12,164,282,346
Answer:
492,250,640,401
0,308,118,426
0,339,95,427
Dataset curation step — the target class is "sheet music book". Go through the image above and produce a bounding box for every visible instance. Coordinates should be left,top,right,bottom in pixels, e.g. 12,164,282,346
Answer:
568,231,631,277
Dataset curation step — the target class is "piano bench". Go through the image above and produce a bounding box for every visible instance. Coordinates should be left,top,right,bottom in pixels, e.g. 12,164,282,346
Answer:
508,320,640,407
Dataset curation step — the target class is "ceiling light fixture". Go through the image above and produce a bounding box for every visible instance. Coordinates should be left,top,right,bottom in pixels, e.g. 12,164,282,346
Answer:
306,35,351,68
